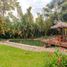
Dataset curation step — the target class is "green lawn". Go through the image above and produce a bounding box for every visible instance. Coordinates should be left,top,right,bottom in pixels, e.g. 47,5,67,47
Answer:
0,45,48,67
0,45,67,67
10,39,44,46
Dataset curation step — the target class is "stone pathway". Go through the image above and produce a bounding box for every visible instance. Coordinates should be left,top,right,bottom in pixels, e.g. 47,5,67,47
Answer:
0,41,67,55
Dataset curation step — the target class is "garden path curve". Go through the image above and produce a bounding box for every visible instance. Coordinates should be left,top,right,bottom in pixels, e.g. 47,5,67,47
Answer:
0,41,67,55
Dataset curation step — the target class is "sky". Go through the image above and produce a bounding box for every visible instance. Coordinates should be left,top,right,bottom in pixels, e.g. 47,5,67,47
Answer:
17,0,52,17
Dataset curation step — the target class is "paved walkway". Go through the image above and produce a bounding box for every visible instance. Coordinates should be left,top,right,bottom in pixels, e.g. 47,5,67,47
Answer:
0,41,67,55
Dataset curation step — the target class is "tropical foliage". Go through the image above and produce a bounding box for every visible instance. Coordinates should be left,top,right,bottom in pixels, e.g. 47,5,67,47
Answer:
0,0,67,39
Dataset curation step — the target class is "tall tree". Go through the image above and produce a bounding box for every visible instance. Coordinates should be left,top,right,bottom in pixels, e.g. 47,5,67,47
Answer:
43,0,67,22
0,0,19,16
23,7,34,38
36,13,45,32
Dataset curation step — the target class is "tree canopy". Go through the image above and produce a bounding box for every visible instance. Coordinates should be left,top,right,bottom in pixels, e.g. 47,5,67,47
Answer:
0,0,67,39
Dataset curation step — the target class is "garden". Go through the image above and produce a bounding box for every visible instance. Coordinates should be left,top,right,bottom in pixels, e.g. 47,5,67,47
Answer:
0,45,67,67
0,0,67,67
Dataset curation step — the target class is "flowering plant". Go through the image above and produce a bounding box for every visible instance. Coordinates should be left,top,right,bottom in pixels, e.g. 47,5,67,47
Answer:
45,49,67,67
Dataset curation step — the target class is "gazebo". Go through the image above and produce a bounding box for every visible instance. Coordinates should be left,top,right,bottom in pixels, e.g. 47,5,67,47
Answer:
51,21,67,42
41,21,67,48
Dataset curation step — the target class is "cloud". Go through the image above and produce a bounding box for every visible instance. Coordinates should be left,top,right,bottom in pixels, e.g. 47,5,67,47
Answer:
18,0,52,17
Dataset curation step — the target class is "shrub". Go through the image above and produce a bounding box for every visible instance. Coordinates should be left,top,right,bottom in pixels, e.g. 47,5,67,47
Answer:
45,49,67,67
